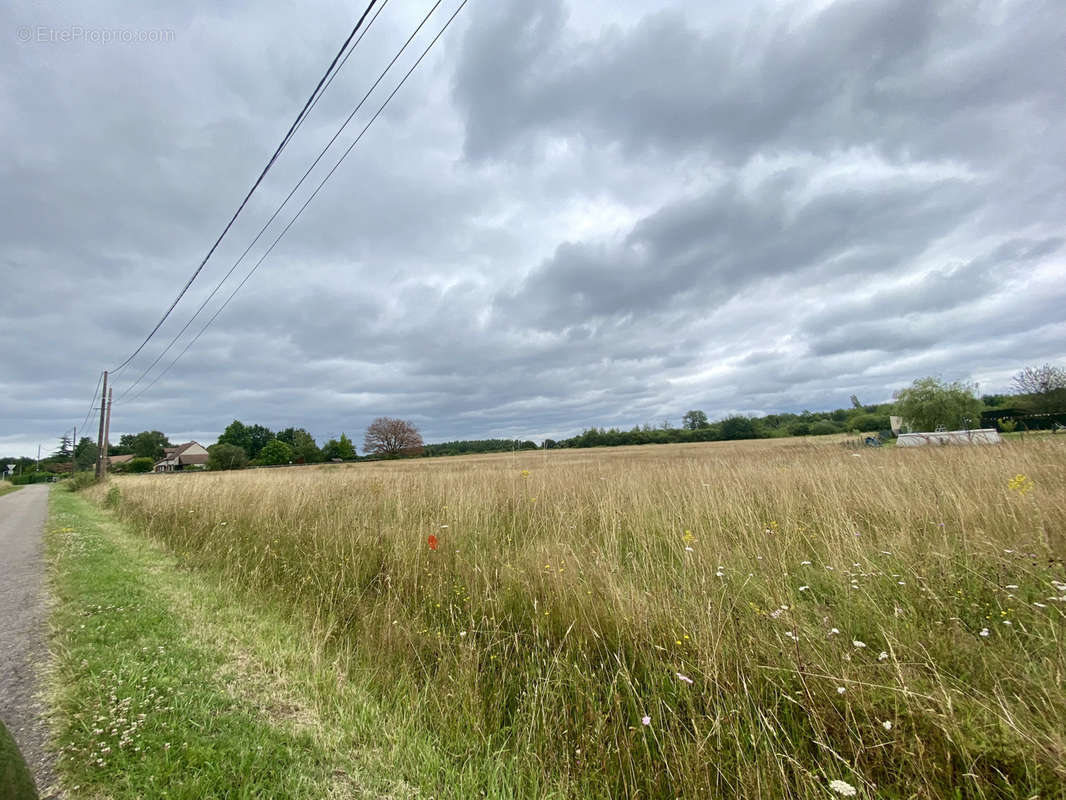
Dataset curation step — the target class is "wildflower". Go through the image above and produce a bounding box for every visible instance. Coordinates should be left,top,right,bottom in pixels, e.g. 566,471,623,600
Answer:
979,628,990,637
828,779,857,796
1033,602,1047,608
1007,474,1034,495
828,628,840,636
1005,584,1018,590
881,720,892,731
852,640,866,649
427,535,439,551
682,530,696,544
520,470,530,477
801,560,811,566
675,672,694,684
439,524,449,529
799,585,809,592
684,546,694,552
641,715,651,726
836,686,846,695
878,651,889,661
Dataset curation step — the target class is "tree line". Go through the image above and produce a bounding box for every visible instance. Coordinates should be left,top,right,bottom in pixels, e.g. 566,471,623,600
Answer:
4,364,1062,480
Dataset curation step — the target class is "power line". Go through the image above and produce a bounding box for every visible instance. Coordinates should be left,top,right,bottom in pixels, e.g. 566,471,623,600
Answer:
79,371,103,433
116,0,411,402
127,0,470,404
109,0,381,376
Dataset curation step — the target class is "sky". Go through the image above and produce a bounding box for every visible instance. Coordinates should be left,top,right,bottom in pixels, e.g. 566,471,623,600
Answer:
1,0,1064,457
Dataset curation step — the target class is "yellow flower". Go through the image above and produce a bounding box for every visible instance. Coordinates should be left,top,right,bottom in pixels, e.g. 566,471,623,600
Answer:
520,469,530,478
682,530,696,544
1007,474,1034,495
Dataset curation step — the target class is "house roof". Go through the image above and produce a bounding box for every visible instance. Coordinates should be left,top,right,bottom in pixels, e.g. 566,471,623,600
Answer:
155,442,208,467
108,454,135,464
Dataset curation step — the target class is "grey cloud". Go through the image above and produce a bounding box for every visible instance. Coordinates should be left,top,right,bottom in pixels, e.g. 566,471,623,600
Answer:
455,0,1065,165
495,168,976,330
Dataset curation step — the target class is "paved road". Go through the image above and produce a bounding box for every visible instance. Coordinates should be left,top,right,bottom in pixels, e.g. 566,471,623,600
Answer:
0,484,57,798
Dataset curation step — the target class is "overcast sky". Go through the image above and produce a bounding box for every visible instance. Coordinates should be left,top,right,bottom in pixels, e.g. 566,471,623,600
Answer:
2,0,1063,457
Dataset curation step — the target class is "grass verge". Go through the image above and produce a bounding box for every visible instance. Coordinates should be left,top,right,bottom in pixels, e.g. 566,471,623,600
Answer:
0,483,22,498
46,489,506,798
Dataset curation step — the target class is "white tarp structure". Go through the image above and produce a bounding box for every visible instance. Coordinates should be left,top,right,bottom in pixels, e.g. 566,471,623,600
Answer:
896,429,1002,447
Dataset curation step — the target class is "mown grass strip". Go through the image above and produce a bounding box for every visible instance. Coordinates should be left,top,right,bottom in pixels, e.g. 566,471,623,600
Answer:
0,483,22,499
46,490,341,799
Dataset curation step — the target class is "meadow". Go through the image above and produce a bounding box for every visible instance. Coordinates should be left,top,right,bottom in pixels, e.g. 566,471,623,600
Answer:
84,437,1066,798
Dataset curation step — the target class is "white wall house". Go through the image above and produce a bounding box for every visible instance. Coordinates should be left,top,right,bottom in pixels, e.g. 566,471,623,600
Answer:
154,441,210,472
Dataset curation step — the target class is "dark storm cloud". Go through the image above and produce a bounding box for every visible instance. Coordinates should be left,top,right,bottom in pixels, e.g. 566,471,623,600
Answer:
1,0,1063,457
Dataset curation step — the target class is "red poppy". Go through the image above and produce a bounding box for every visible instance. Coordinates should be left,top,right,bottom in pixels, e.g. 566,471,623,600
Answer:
427,534,439,551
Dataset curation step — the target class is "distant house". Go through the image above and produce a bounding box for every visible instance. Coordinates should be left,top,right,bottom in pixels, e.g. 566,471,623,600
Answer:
107,454,136,469
154,442,210,472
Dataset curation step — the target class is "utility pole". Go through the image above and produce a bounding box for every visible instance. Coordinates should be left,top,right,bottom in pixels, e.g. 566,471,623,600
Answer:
101,386,113,479
71,425,77,478
95,370,108,479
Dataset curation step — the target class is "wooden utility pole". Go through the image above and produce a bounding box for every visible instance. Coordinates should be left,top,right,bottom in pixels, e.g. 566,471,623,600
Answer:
95,371,108,479
71,426,76,478
101,386,113,479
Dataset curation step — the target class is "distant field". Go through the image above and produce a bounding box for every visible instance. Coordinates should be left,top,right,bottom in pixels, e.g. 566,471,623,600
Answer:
79,437,1066,798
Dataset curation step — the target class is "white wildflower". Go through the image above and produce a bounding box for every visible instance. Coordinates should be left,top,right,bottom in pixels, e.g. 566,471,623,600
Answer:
852,640,866,649
979,628,990,637
828,778,857,796
878,651,889,661
799,586,809,592
675,672,694,684
836,686,846,695
881,720,892,731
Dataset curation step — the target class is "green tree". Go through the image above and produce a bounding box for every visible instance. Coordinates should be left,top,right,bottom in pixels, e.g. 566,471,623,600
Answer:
257,439,293,466
54,434,73,459
207,443,248,471
216,420,250,453
73,437,98,470
322,433,357,460
681,410,709,430
127,457,155,473
893,377,982,432
118,431,171,460
720,416,757,440
276,427,322,463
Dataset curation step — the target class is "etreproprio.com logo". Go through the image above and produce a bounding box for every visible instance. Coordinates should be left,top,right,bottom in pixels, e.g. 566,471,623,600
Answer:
17,25,176,44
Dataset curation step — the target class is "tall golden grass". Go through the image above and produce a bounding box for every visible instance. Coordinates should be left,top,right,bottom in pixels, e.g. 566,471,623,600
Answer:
92,438,1066,798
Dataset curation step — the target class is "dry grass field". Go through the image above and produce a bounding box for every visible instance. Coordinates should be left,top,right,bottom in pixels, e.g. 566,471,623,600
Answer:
86,437,1066,798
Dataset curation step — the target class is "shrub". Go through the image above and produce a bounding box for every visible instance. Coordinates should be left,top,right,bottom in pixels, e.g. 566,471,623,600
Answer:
64,472,98,492
207,443,248,471
809,420,839,435
127,457,155,474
